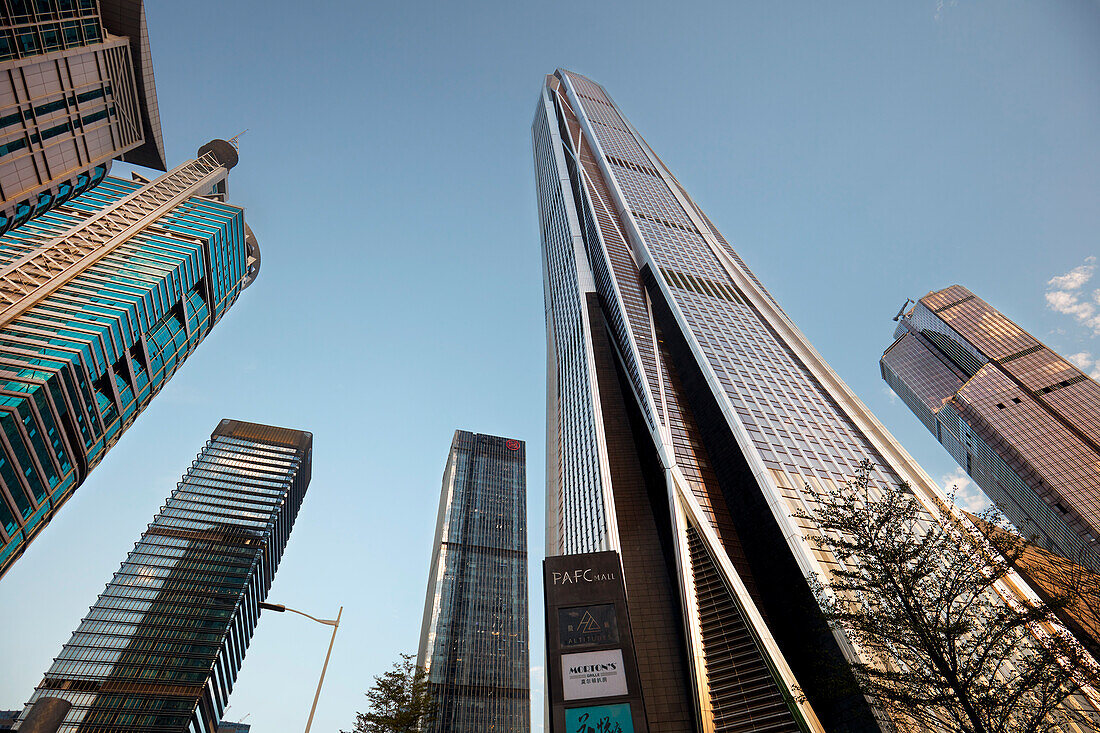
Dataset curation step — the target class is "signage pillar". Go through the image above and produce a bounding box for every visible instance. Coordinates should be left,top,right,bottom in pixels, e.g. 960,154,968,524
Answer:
545,551,650,733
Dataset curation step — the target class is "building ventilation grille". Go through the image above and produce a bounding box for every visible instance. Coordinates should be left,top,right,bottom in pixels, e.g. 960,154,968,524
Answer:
1036,374,1088,395
607,154,661,179
999,344,1043,364
634,209,700,235
661,266,745,306
687,523,801,733
933,294,975,313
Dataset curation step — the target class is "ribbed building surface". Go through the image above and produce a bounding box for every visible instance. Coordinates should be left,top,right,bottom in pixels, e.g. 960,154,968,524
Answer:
0,144,259,579
883,285,1100,570
417,431,530,733
532,69,1088,733
0,0,166,235
15,419,312,733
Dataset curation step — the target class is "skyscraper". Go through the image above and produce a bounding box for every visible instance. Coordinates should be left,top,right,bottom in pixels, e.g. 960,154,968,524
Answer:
0,139,260,579
417,430,530,733
15,418,312,733
882,285,1100,570
0,0,165,235
532,70,1083,733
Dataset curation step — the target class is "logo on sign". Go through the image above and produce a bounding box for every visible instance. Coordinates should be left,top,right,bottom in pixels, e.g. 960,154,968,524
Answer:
562,649,628,701
559,604,619,648
551,568,617,585
505,439,521,450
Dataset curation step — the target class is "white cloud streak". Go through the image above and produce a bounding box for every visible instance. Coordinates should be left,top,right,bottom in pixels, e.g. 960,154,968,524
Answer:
1068,352,1094,370
1048,260,1095,290
1045,257,1100,336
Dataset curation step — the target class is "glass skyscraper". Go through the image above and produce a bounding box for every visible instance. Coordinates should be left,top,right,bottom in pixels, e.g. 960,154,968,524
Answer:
417,430,530,733
532,69,1092,733
0,140,260,579
0,0,166,235
14,418,312,733
882,285,1100,570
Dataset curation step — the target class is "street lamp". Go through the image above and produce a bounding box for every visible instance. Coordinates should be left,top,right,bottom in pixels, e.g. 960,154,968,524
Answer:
260,601,343,733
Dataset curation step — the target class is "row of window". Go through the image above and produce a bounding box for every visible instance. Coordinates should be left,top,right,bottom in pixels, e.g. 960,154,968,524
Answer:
0,105,116,158
0,12,101,62
0,85,108,130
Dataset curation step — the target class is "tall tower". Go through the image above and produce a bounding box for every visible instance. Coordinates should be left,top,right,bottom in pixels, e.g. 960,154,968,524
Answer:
0,140,260,579
882,285,1100,570
532,70,1072,733
15,419,312,733
0,0,166,234
417,430,530,733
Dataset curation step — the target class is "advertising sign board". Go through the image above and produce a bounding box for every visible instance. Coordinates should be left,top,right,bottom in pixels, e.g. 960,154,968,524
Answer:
564,703,635,733
561,648,628,700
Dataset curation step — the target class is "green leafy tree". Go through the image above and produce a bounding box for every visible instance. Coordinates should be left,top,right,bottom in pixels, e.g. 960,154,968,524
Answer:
800,460,1098,733
342,653,434,733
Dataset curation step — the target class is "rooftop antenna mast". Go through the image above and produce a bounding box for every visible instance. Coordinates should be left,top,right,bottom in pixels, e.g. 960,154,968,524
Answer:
228,129,249,150
893,298,913,321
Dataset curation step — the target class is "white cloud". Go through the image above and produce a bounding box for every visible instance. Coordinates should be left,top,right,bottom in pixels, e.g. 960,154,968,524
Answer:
1045,290,1096,321
1047,258,1095,291
1067,352,1094,370
1045,257,1100,336
942,467,991,513
881,386,897,405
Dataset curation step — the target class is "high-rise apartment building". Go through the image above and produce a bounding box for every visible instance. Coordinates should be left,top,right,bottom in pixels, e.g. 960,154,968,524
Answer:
0,139,260,579
417,430,530,733
0,0,165,235
532,70,1084,733
14,419,312,733
882,285,1100,570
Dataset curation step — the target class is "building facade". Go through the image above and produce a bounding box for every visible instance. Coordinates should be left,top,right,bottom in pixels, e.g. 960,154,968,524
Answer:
882,285,1100,570
417,430,530,733
14,419,312,733
0,0,166,235
0,139,260,579
531,70,1092,733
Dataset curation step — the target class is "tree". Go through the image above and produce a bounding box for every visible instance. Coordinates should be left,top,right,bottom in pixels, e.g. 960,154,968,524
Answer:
342,653,434,733
799,460,1099,733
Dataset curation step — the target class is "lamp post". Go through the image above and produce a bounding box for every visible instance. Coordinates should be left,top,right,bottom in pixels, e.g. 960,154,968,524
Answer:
260,601,343,733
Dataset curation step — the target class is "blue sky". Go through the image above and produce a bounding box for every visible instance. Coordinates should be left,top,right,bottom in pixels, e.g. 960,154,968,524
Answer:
1,1,1099,731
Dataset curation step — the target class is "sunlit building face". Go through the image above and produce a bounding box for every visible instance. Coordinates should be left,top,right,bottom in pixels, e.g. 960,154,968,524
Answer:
883,285,1100,571
14,419,312,733
532,69,1059,732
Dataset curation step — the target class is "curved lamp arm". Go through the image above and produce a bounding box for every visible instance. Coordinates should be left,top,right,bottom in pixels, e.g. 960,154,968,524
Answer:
260,602,339,627
259,601,343,733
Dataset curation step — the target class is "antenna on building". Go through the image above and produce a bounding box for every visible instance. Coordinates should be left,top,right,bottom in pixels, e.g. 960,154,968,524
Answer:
228,130,249,150
893,298,913,321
